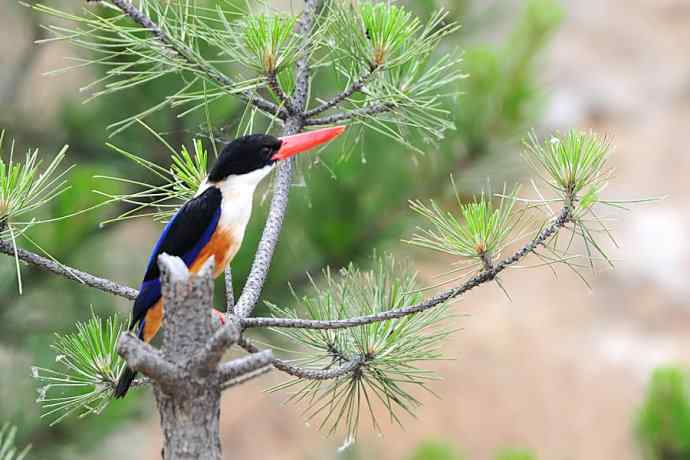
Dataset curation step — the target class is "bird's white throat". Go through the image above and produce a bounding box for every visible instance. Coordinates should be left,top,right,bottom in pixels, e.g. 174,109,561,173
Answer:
195,164,274,243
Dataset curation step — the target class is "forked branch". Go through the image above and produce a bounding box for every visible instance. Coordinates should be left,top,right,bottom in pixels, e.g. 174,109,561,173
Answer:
266,72,295,114
240,204,573,330
117,333,180,389
304,103,395,126
238,336,365,381
304,67,379,118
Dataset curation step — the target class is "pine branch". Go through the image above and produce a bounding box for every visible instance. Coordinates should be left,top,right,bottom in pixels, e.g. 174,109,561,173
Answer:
265,71,295,114
241,204,572,330
105,0,287,120
0,239,138,300
117,332,181,389
304,103,395,126
292,0,319,111
274,356,364,380
224,266,234,312
221,365,272,390
304,66,379,117
190,317,240,371
232,0,319,319
238,336,364,381
232,155,294,318
218,350,273,382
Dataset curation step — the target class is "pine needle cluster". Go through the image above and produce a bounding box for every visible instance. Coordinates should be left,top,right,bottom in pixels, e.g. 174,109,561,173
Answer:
407,130,650,291
0,131,71,292
266,254,452,437
96,124,209,224
32,313,126,426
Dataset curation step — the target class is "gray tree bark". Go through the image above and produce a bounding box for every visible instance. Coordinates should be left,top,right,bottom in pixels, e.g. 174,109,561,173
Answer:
118,255,271,460
155,257,222,460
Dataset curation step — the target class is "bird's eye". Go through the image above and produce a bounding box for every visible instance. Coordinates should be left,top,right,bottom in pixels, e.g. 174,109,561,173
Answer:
261,146,271,157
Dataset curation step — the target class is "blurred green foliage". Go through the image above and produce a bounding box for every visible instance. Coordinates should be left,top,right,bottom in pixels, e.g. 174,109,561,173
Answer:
455,0,563,159
637,367,690,460
407,440,464,460
0,0,563,457
494,449,537,460
338,439,536,460
404,441,537,460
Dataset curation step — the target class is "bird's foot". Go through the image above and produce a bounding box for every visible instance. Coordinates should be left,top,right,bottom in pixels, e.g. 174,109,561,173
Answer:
211,308,226,326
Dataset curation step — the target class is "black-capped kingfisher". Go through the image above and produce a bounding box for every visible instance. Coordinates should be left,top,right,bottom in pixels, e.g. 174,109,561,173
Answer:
114,125,345,398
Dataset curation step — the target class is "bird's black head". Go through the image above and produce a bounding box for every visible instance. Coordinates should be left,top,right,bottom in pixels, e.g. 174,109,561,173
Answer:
208,134,282,182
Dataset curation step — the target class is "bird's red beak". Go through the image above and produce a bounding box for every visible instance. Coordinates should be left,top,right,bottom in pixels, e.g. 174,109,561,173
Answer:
272,126,346,161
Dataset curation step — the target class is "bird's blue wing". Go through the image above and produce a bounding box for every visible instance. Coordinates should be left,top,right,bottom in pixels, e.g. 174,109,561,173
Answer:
130,279,162,331
130,187,223,329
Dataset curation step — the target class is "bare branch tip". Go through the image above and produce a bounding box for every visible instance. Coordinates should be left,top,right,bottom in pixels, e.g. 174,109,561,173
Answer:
157,253,190,283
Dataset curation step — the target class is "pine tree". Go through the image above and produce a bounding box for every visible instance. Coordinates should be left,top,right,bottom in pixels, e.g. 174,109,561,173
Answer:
0,0,650,458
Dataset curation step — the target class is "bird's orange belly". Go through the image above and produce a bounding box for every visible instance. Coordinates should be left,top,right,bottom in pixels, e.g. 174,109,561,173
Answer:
189,226,238,277
142,227,237,342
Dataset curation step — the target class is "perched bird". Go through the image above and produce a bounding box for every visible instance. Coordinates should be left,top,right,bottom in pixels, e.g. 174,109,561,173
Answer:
114,126,345,398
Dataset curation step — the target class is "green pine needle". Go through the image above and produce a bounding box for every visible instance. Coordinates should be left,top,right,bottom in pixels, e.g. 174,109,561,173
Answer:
408,182,521,265
29,0,259,130
0,131,72,293
170,138,209,199
96,125,209,224
327,1,463,152
522,130,624,273
266,254,453,438
0,424,30,460
524,129,612,211
0,131,71,239
232,13,300,74
31,312,127,426
331,2,459,71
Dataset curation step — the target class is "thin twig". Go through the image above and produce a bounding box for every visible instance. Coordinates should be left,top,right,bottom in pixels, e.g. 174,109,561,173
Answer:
303,67,379,118
106,0,287,120
241,205,573,330
0,239,138,300
304,103,394,126
266,72,295,114
274,356,363,380
238,336,363,381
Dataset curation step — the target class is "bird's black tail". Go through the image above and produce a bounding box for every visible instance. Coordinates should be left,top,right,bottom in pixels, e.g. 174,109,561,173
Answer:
114,320,143,399
114,366,137,399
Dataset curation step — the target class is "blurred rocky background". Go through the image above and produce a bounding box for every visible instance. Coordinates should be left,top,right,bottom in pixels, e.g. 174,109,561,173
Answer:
0,0,688,459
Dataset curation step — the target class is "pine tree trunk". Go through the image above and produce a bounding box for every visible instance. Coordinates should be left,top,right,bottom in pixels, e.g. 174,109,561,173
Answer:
117,257,269,459
155,257,225,460
155,383,222,460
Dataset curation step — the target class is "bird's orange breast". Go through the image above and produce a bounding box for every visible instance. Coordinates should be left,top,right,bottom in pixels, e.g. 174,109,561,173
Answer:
142,227,238,343
189,226,238,278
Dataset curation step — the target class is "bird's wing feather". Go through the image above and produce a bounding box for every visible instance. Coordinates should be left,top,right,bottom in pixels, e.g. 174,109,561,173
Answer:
130,187,222,328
